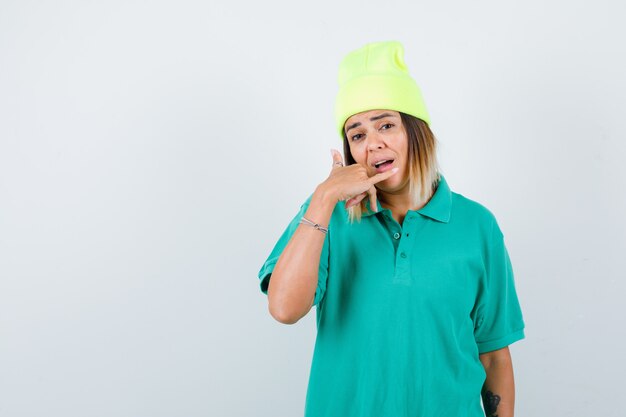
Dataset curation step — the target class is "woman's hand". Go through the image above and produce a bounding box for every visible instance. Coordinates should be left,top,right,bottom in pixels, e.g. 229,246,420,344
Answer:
320,149,398,213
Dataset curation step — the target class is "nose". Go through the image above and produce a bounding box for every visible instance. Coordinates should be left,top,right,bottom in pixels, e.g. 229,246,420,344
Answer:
367,131,385,151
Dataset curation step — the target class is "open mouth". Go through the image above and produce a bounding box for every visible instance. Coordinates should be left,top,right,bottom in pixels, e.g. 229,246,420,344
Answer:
374,159,395,172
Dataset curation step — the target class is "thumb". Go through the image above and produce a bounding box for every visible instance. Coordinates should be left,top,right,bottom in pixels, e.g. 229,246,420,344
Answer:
330,149,345,169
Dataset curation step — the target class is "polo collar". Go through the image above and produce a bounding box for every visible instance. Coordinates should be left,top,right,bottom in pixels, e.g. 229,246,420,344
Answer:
362,173,452,223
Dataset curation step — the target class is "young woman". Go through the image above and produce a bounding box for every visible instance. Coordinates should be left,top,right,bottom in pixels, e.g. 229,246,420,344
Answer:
258,40,525,417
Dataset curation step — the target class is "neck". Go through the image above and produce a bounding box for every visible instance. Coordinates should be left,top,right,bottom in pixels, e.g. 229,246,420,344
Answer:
378,185,435,214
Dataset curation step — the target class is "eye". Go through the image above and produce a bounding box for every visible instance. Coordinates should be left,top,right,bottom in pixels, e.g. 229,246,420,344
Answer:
351,133,364,142
380,123,394,130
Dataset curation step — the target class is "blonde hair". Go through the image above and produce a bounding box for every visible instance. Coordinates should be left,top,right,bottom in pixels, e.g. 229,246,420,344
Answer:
341,112,441,224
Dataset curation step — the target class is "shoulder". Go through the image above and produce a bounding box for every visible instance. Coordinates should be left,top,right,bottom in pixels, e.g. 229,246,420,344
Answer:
451,190,496,222
449,190,503,241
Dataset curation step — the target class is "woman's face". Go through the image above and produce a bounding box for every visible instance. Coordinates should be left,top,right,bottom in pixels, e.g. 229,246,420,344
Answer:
345,109,409,193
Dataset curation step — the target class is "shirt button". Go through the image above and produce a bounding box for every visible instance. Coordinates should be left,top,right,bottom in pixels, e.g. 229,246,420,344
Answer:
393,232,401,239
400,252,407,258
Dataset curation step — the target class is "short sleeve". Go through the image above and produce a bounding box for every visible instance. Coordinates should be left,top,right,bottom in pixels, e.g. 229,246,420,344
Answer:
257,194,330,307
473,221,526,354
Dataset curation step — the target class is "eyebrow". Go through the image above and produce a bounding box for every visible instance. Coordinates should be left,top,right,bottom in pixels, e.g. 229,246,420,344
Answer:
345,113,397,134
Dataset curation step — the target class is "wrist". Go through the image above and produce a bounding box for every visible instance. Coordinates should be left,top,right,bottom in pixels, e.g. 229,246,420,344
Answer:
314,184,338,207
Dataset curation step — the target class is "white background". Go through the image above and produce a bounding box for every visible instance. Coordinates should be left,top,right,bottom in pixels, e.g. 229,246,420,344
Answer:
1,0,625,416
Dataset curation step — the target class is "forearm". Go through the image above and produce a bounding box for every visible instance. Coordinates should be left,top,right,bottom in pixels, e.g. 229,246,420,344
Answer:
268,185,336,324
480,348,516,417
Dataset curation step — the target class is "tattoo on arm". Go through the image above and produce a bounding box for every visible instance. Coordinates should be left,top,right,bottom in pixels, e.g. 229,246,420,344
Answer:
481,390,501,417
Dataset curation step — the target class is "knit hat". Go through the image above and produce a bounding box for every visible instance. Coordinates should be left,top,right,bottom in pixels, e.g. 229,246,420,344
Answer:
334,40,430,139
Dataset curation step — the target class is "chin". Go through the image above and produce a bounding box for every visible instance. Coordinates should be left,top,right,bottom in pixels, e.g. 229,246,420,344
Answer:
377,181,400,191
379,177,408,192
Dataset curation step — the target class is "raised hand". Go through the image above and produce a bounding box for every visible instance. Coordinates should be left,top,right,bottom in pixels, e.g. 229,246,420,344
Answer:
321,149,398,213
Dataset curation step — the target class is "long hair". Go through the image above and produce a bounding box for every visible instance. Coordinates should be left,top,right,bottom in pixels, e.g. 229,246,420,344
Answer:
341,112,441,224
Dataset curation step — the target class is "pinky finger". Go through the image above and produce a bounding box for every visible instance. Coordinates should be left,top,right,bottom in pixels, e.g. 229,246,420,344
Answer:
368,186,378,212
346,192,367,208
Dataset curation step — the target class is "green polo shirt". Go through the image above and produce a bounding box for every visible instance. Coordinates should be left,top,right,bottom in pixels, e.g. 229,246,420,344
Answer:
258,173,525,417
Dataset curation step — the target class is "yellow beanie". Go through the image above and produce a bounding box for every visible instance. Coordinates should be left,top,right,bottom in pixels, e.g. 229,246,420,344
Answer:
334,40,430,139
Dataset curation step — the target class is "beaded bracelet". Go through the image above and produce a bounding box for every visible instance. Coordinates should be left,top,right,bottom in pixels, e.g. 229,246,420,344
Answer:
299,216,328,234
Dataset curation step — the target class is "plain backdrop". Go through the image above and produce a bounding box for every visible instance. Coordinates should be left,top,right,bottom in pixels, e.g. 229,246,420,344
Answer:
1,0,625,416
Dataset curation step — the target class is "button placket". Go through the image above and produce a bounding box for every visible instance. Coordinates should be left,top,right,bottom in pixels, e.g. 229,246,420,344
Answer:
392,214,426,283
393,220,413,282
